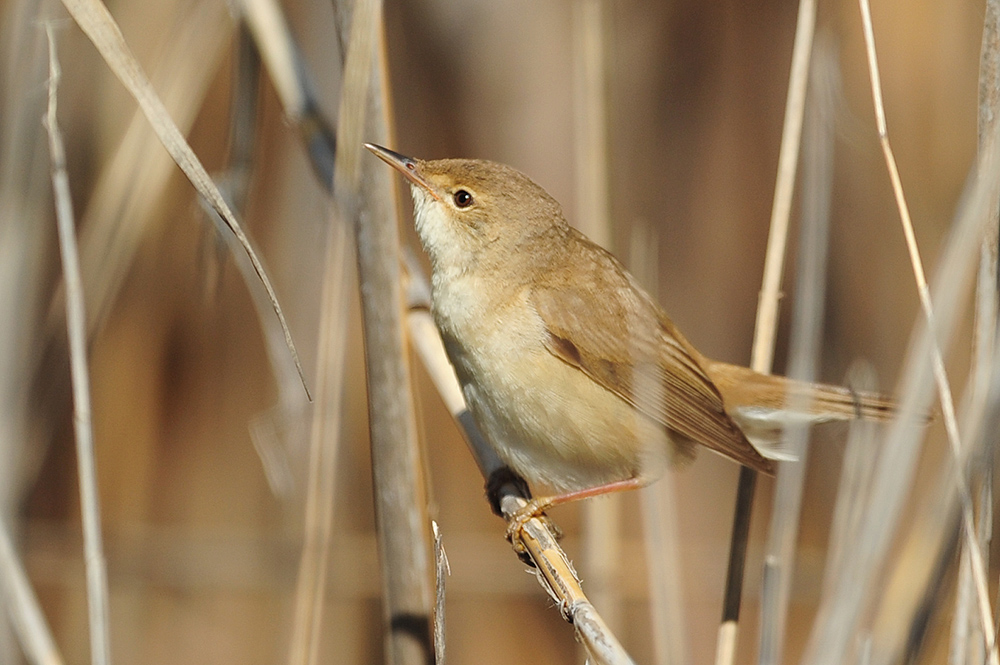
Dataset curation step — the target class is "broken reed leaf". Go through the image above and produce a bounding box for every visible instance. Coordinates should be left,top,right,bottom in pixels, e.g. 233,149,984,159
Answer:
59,0,311,400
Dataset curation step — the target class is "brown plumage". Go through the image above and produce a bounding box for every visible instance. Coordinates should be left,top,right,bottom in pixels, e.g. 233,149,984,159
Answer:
366,143,896,510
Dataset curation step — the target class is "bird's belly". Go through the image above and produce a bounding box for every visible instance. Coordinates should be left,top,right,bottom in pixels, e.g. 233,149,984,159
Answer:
448,321,671,494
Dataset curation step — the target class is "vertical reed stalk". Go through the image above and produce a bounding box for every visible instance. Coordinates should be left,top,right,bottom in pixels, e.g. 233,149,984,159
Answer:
331,1,433,663
44,25,111,665
757,39,836,665
717,0,815,662
572,0,623,639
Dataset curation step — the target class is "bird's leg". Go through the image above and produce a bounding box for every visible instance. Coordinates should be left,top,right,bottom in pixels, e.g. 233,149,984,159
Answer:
505,477,647,552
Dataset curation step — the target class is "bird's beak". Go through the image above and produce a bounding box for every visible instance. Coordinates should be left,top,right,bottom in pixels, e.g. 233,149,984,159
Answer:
364,143,442,201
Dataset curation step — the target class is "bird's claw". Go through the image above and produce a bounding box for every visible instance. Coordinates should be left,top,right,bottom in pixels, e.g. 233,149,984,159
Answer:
505,497,557,554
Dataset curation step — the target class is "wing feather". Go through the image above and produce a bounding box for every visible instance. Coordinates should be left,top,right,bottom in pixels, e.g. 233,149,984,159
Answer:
530,236,773,474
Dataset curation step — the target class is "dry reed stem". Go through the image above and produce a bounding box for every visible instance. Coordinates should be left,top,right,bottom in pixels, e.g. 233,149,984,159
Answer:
251,1,355,644
182,12,349,654
572,0,624,638
758,39,836,665
498,494,637,665
254,5,353,639
802,97,1000,665
864,219,1000,664
403,260,505,478
286,221,350,665
236,0,336,188
857,2,999,662
59,0,310,400
43,25,110,665
0,523,64,665
332,1,434,663
233,0,334,498
718,0,816,662
629,220,691,665
432,521,449,665
639,479,689,665
237,0,308,120
820,371,881,601
206,30,312,489
952,0,1000,661
749,0,816,375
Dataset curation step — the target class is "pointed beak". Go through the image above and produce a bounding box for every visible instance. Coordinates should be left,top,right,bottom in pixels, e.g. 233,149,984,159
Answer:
364,143,441,201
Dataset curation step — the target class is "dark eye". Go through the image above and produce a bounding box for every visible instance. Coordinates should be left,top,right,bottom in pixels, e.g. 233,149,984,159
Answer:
453,189,473,208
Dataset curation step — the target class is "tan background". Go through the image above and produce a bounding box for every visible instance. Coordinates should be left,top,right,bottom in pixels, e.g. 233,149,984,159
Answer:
1,0,985,663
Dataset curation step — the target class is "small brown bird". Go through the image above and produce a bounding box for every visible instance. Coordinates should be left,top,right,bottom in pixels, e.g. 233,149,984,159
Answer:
366,143,894,525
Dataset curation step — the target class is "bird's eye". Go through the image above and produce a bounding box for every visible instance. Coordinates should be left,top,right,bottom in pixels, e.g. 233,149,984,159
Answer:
453,189,474,208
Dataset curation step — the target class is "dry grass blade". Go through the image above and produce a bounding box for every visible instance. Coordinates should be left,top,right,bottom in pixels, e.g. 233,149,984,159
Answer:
62,0,229,342
0,522,64,665
287,220,350,665
857,2,999,661
59,0,310,400
43,25,110,665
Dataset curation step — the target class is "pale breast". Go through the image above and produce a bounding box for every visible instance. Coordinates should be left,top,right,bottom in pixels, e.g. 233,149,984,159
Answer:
433,276,672,493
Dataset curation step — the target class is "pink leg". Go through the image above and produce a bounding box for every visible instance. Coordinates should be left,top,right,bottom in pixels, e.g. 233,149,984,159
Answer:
506,477,648,551
541,477,648,509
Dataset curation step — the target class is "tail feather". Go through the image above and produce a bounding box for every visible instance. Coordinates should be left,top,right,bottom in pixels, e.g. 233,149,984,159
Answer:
703,360,897,423
701,360,901,461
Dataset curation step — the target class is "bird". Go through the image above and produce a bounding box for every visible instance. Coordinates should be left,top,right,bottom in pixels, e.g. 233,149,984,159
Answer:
366,143,895,535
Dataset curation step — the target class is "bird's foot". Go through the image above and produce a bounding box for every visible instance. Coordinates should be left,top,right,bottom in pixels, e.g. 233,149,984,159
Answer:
505,497,557,554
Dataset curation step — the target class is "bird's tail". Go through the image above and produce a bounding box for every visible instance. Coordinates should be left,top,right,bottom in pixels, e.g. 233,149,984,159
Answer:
703,360,897,460
704,360,896,422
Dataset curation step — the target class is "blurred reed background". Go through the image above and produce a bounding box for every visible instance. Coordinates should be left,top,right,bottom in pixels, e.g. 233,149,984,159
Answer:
0,0,990,664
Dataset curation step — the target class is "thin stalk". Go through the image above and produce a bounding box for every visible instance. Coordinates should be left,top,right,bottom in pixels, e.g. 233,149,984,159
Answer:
43,25,110,665
717,0,816,661
640,478,690,665
801,104,1000,665
432,522,449,665
572,0,622,638
0,522,65,665
286,221,350,665
857,2,999,661
237,0,336,189
757,39,836,665
630,220,690,665
952,0,1000,661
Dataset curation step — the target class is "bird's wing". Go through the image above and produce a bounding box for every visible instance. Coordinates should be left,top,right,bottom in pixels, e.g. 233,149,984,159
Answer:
529,244,773,474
